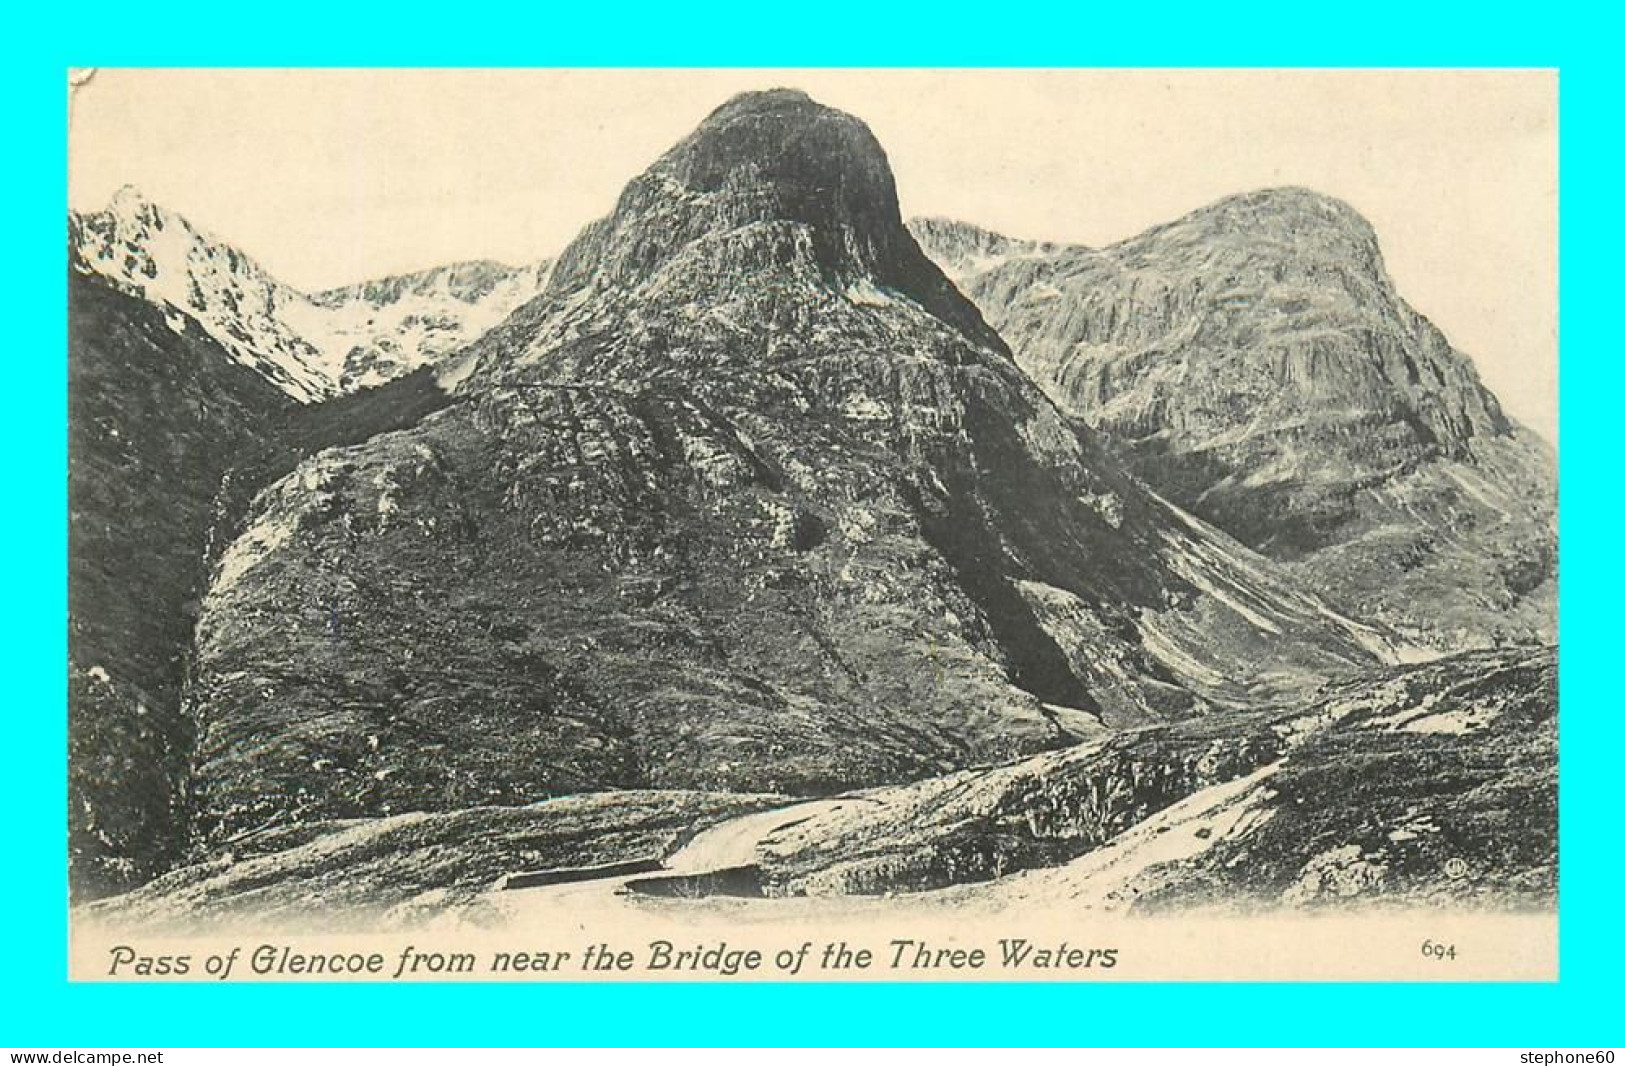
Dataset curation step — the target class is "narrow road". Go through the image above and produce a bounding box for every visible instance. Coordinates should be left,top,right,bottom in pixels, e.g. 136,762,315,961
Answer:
662,799,854,874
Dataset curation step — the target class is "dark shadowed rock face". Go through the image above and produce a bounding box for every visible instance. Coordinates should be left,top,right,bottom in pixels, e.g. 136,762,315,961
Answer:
912,193,1556,650
905,217,1077,281
185,93,1393,850
69,272,292,898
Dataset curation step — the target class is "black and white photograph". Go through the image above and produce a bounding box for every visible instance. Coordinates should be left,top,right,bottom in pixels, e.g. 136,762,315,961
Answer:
64,68,1558,981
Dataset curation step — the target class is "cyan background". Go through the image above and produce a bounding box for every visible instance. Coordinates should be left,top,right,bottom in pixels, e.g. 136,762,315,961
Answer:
4,0,1616,1046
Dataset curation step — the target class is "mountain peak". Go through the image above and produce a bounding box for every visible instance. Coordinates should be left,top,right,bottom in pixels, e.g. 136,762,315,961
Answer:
546,89,1006,351
1161,186,1379,247
108,183,149,209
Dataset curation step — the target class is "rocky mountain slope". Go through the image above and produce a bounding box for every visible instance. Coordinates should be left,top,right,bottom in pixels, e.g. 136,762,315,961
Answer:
86,644,1554,923
70,187,551,398
759,645,1555,910
910,197,1556,651
181,90,1401,855
70,260,482,900
69,271,293,896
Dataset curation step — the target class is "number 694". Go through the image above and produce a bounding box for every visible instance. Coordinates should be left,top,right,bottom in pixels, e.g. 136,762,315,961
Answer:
1421,940,1457,960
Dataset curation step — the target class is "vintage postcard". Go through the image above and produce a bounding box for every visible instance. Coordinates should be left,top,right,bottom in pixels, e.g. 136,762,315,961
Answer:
65,68,1557,982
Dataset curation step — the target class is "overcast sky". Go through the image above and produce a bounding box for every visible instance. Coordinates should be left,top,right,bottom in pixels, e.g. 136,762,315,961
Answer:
68,69,1557,442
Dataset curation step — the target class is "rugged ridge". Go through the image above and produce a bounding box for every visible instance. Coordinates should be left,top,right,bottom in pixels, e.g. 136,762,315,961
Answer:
182,91,1394,851
295,259,554,390
542,90,1006,353
911,194,1556,650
